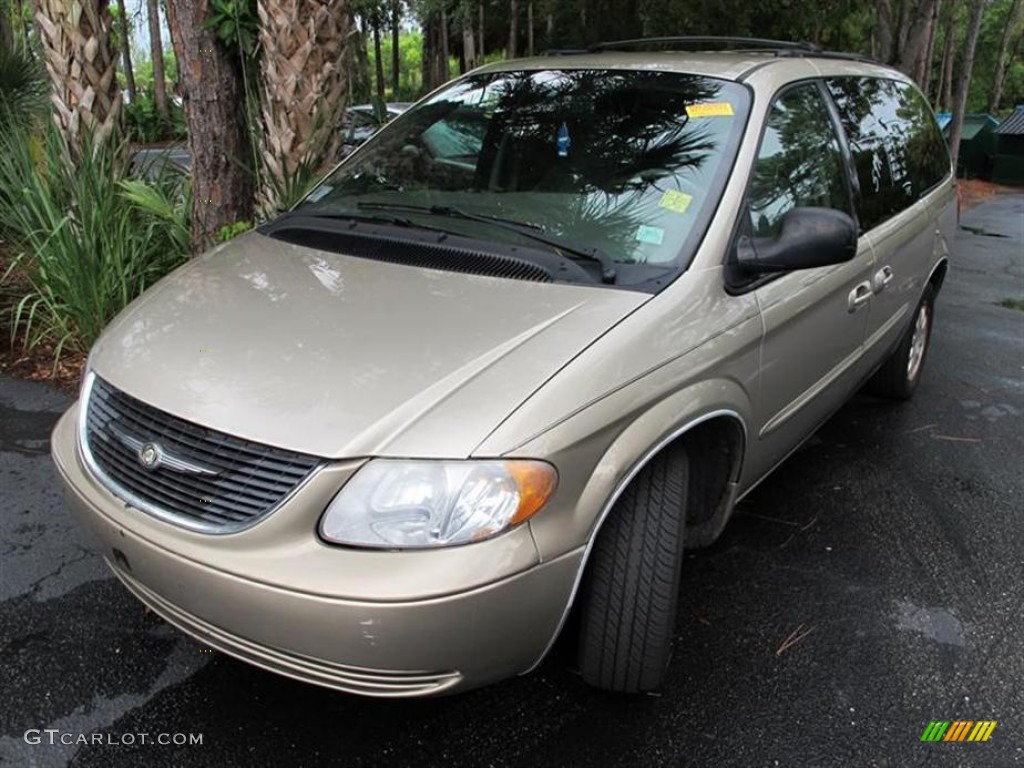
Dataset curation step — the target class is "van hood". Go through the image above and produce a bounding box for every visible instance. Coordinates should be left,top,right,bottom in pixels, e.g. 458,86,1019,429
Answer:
88,232,647,458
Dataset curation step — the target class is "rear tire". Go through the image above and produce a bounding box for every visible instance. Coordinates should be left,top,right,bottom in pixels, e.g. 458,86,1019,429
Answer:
866,285,935,401
577,444,689,693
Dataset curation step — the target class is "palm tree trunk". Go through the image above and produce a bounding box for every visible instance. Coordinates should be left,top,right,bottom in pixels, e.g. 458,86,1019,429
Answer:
32,0,122,150
989,0,1024,112
146,0,168,121
257,0,350,214
165,0,253,250
114,0,135,102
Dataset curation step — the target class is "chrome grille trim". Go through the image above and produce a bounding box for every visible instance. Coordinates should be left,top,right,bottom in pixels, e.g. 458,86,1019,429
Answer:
78,371,323,534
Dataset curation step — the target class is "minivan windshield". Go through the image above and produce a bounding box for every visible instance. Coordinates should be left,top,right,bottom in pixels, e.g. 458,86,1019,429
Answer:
294,68,750,290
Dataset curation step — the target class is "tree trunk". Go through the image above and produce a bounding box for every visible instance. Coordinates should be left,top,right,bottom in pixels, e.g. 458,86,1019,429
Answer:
478,1,484,59
508,0,518,58
546,11,554,48
165,0,253,252
421,11,447,93
114,0,136,102
939,7,956,111
897,0,938,80
372,19,385,102
33,0,123,151
989,0,1024,112
390,0,399,96
948,0,985,173
527,0,533,56
440,7,450,81
147,0,169,121
896,0,913,56
919,0,941,95
0,1,14,54
463,17,476,70
876,0,895,62
257,0,350,213
348,19,371,103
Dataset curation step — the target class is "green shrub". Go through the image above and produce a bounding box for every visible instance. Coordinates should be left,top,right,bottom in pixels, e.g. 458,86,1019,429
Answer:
124,88,188,144
0,43,47,133
0,124,191,361
215,220,253,243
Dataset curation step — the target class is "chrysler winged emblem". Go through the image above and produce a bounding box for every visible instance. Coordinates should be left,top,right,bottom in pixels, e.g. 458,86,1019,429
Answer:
108,424,219,477
139,442,161,469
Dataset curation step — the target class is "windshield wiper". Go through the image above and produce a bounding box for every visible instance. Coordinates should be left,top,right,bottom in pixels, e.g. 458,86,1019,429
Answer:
272,209,460,238
357,202,618,284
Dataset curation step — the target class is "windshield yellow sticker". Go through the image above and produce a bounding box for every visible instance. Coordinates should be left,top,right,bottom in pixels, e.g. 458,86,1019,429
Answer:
635,225,665,246
659,190,694,214
686,102,734,118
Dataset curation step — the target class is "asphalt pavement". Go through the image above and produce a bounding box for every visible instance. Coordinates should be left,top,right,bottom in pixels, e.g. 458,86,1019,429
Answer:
1,194,1022,768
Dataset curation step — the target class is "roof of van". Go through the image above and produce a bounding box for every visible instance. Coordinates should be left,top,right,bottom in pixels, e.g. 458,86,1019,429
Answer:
474,50,901,83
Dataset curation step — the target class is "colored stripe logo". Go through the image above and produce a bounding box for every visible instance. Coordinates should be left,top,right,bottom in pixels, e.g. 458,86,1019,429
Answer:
920,721,997,742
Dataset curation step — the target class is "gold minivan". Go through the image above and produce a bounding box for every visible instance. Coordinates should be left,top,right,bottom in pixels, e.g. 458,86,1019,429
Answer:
52,39,954,697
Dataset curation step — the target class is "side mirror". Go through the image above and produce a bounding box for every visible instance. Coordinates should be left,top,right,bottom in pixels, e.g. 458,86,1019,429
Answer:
736,207,858,273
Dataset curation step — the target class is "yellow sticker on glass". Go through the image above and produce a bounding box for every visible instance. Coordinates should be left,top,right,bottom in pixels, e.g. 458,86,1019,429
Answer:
686,102,735,118
659,190,694,214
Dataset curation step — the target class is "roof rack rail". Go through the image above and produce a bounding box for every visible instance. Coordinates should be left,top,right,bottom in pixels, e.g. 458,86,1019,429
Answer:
775,48,882,65
587,36,821,53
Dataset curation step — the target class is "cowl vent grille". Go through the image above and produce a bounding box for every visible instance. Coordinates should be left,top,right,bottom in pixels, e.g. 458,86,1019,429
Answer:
266,225,556,283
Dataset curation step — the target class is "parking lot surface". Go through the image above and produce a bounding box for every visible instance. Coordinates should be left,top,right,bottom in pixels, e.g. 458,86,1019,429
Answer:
1,195,1021,767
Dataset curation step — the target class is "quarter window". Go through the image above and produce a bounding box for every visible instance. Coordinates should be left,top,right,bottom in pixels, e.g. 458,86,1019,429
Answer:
826,77,950,231
747,83,851,238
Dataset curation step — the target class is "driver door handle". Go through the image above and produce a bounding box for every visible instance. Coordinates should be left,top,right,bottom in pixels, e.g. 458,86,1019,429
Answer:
874,265,894,292
848,281,872,312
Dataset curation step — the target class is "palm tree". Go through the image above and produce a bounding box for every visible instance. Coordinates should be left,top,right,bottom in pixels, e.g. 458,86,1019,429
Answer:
32,0,122,149
257,0,351,213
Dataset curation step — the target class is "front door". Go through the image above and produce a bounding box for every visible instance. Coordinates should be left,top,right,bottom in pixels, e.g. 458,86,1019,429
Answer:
743,81,874,484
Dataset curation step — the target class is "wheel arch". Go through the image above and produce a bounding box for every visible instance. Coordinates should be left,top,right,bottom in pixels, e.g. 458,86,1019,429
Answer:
521,400,748,674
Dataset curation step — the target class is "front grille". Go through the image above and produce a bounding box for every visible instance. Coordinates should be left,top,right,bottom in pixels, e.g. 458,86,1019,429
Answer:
83,374,321,532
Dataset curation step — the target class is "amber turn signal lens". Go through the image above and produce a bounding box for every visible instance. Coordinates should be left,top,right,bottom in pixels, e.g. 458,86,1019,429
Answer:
505,460,558,526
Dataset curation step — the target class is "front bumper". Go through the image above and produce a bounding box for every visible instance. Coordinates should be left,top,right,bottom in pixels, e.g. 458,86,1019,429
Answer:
52,404,583,697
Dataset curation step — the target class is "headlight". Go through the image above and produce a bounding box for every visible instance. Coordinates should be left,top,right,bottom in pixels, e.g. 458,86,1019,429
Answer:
319,459,557,549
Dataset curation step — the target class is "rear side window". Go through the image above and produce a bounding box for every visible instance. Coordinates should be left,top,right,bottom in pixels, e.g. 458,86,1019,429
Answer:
826,77,950,230
748,83,851,238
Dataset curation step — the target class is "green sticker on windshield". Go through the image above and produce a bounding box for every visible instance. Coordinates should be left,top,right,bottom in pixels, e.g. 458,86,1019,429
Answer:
659,189,693,214
635,225,665,246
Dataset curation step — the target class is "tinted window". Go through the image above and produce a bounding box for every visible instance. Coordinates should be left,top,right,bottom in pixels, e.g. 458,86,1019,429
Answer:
748,83,851,238
826,77,949,230
297,69,751,287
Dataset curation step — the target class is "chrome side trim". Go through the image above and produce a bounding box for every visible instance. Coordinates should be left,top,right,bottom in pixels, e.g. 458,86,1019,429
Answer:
77,370,324,535
521,408,747,674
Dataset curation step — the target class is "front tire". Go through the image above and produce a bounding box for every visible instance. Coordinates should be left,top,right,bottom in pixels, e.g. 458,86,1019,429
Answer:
867,285,936,400
577,444,689,693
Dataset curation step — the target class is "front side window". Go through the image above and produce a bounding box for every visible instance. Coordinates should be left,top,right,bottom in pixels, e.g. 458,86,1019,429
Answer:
826,77,950,231
295,69,751,290
747,82,851,238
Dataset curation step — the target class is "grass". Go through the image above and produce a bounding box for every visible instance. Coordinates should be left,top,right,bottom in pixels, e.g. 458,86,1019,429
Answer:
997,297,1024,312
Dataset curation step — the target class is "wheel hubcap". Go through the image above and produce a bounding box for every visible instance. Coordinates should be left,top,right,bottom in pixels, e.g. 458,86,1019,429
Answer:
907,304,930,381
